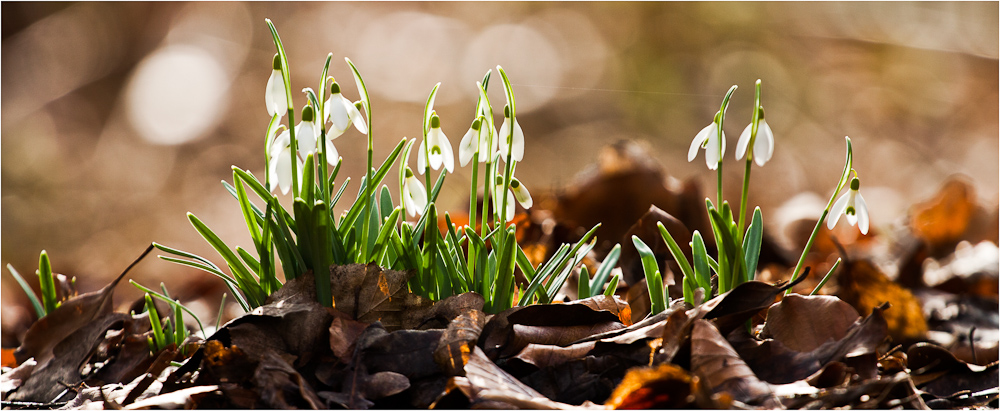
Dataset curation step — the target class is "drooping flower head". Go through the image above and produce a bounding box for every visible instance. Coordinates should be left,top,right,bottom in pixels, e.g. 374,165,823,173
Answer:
296,104,318,159
492,175,533,222
498,105,524,163
688,111,726,170
736,106,774,167
827,176,869,235
324,81,367,139
265,54,288,117
418,112,455,174
402,167,428,217
458,118,483,167
267,127,303,195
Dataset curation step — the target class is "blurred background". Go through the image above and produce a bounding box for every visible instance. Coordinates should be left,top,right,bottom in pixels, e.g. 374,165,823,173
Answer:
2,2,997,335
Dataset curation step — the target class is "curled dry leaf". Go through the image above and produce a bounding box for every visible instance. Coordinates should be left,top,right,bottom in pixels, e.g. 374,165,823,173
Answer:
329,263,434,331
728,303,889,385
619,205,692,286
440,345,595,410
9,313,135,402
907,342,999,401
481,299,627,360
759,294,861,353
690,320,781,408
0,358,36,399
554,140,682,257
434,309,487,376
703,278,801,336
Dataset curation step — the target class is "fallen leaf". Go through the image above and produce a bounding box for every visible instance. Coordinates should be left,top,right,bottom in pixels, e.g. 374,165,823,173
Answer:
518,354,627,405
703,278,801,336
554,141,682,257
690,320,780,408
252,349,324,409
909,176,976,254
0,358,36,399
8,313,134,402
434,309,487,376
907,342,1000,400
328,309,370,362
441,345,596,409
604,363,726,409
759,294,861,353
122,385,220,410
13,245,153,366
728,303,889,385
619,205,692,286
486,301,627,359
329,263,434,331
837,259,928,343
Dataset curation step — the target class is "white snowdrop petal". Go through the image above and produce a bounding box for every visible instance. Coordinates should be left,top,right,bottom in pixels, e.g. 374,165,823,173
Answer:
736,123,752,160
828,191,850,229
689,123,713,162
754,120,774,167
276,147,293,195
856,193,870,235
511,120,525,162
417,140,428,174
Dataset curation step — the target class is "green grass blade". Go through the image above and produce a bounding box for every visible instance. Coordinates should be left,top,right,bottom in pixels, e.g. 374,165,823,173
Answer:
590,243,620,293
603,273,621,297
155,256,249,313
232,172,261,245
37,251,58,314
236,246,261,275
632,235,666,315
578,265,592,299
691,231,711,296
144,293,167,351
810,258,842,296
656,222,695,284
130,280,206,337
7,264,45,318
188,213,265,308
743,207,763,282
340,138,406,229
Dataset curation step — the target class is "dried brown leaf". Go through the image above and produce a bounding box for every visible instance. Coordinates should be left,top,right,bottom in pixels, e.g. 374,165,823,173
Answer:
604,364,726,409
434,309,487,376
728,303,889,385
759,294,861,353
690,320,781,408
329,263,434,331
837,259,928,343
908,342,1000,400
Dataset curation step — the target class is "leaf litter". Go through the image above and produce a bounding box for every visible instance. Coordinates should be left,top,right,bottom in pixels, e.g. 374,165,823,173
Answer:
2,149,997,410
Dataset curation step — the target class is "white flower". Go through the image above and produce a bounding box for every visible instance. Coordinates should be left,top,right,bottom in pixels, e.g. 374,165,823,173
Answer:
418,113,455,174
402,167,428,217
736,110,774,167
827,177,869,235
688,119,726,170
265,54,287,117
295,105,319,159
492,175,532,222
267,130,303,195
510,177,533,209
497,105,524,163
458,118,483,167
323,81,367,139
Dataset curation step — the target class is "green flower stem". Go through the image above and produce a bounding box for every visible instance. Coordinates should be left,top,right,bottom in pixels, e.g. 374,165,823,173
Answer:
265,19,298,197
787,137,853,294
715,85,738,207
346,58,373,263
737,80,762,243
318,54,333,206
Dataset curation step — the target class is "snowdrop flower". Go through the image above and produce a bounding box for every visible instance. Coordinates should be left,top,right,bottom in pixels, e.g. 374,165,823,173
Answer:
497,105,524,163
458,118,485,167
402,167,428,217
295,105,319,159
735,107,774,167
827,177,869,235
418,113,455,174
323,81,367,138
492,175,533,222
688,113,726,170
265,54,287,117
267,129,303,195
